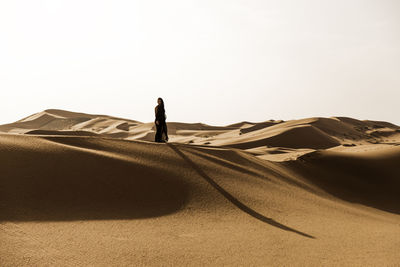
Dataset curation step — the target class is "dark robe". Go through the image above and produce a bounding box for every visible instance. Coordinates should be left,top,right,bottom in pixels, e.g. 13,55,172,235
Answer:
155,105,168,142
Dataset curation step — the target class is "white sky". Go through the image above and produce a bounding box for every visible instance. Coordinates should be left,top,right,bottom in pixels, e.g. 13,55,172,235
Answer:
1,0,399,125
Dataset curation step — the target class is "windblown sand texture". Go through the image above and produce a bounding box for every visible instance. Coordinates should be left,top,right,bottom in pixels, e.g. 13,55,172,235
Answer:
1,109,399,266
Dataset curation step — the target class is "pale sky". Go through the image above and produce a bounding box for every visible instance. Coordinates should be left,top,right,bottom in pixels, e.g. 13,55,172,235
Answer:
1,0,399,125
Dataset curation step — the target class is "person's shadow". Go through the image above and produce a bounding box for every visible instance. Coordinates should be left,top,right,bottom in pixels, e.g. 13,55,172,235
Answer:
167,143,315,239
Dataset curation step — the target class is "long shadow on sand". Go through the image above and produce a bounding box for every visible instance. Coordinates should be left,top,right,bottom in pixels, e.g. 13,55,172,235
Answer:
167,143,315,239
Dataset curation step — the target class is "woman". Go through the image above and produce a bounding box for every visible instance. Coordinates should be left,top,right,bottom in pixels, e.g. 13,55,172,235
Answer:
154,97,169,142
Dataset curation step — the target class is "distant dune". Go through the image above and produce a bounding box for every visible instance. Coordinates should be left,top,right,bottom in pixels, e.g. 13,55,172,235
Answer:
1,109,399,266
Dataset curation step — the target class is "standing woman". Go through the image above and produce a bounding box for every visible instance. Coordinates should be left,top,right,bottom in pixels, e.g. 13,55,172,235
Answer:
154,97,169,142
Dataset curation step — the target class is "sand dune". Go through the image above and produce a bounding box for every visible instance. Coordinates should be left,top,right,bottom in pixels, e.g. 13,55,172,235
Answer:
1,109,399,266
292,145,400,213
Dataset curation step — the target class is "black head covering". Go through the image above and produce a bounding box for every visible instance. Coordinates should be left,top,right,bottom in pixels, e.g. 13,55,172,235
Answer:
156,97,166,121
158,97,165,113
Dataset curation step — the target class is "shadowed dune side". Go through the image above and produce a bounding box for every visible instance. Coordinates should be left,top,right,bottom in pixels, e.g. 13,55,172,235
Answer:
25,129,100,137
0,134,190,221
287,145,400,214
217,124,340,150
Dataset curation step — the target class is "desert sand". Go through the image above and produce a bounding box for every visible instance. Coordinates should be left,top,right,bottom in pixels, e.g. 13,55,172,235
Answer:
0,109,399,266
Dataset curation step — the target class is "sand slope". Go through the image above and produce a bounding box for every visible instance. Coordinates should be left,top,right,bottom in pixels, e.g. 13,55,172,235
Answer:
1,109,399,266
